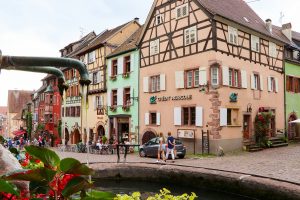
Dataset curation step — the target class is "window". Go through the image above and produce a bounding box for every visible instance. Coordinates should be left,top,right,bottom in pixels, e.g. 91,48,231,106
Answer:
112,59,118,76
269,42,277,58
185,69,199,88
150,39,160,56
270,77,276,92
251,35,260,52
185,26,197,45
75,106,80,117
228,26,238,45
293,50,299,60
183,107,196,126
150,75,160,92
92,72,98,84
150,112,157,125
285,49,293,59
176,3,189,19
96,96,102,108
124,56,131,73
123,88,131,106
155,14,163,25
88,51,95,63
286,76,293,92
211,66,219,86
227,108,239,126
112,90,117,106
253,74,259,90
228,68,240,87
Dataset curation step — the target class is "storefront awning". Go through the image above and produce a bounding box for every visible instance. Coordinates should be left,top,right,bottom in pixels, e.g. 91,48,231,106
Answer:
13,130,26,136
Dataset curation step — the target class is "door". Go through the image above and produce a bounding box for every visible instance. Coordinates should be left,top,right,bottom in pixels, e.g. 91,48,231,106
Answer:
270,116,276,137
288,114,297,140
243,115,251,140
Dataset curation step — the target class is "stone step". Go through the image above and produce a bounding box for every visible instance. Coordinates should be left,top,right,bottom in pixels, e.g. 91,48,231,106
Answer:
270,143,288,148
248,146,264,152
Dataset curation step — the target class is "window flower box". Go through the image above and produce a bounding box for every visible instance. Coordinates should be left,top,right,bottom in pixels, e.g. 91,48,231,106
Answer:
122,72,130,78
110,75,117,81
122,105,130,111
109,105,117,112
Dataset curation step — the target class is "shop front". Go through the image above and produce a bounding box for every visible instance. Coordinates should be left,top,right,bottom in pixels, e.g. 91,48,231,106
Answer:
109,115,133,144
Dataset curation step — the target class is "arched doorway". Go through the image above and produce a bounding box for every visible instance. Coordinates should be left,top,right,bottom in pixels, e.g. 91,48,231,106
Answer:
97,125,105,139
142,131,156,144
64,128,69,145
288,113,298,140
73,128,80,144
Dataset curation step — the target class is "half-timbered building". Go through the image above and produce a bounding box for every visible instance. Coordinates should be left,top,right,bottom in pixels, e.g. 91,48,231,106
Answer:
139,0,287,153
76,19,141,144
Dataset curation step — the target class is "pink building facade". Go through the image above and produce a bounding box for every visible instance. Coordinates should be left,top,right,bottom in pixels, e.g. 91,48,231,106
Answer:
139,0,286,153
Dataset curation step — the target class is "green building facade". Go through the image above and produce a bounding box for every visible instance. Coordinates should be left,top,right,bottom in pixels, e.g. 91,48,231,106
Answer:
106,29,141,144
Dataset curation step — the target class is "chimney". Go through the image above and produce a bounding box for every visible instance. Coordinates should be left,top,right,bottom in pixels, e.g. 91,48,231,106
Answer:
282,23,292,41
134,17,140,23
265,19,272,33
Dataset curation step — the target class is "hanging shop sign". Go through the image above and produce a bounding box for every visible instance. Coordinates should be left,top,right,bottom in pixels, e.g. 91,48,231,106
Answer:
150,95,192,104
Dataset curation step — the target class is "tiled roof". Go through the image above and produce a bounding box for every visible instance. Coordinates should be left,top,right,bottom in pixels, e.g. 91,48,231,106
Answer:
7,90,33,113
76,20,134,56
198,0,289,43
272,25,300,50
292,31,300,42
107,26,144,58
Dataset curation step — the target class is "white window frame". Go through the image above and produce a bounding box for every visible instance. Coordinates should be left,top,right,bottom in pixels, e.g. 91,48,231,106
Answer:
176,3,189,19
150,39,160,56
269,42,277,58
254,74,259,90
150,75,160,92
251,35,260,52
228,26,238,45
155,14,163,25
211,66,219,86
88,51,96,63
185,26,197,45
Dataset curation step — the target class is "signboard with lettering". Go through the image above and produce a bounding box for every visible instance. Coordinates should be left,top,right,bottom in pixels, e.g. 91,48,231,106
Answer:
150,95,192,104
177,129,195,139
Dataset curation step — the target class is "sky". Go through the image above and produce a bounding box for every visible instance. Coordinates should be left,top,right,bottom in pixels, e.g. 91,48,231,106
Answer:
0,0,299,106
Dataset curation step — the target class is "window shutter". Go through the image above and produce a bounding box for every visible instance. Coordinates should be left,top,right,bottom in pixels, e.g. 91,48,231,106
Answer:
97,71,101,83
143,77,149,93
118,57,123,75
222,66,229,86
175,71,184,89
267,77,272,92
199,67,207,86
156,113,161,126
241,70,247,89
107,60,112,77
220,108,227,126
160,74,166,91
145,113,150,125
93,96,96,110
251,74,255,90
259,74,263,91
196,107,203,127
174,107,182,125
275,77,279,93
117,88,123,106
107,91,111,107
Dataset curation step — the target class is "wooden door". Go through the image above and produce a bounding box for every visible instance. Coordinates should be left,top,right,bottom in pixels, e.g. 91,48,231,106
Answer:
243,115,251,140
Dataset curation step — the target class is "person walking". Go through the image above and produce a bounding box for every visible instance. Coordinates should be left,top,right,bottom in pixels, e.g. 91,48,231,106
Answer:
165,132,175,163
156,132,166,163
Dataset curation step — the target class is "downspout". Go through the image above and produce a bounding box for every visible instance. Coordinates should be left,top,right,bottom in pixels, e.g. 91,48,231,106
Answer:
5,66,68,95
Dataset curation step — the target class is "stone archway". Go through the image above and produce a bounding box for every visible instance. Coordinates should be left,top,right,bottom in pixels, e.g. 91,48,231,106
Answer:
142,129,157,144
288,113,298,140
64,128,69,145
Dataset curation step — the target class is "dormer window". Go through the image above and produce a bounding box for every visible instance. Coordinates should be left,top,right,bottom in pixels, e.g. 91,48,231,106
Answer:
269,42,277,58
251,35,260,52
228,26,238,45
155,14,163,25
176,3,189,19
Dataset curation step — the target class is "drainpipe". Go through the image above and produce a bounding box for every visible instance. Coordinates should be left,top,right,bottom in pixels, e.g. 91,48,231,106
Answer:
5,66,68,95
0,52,91,86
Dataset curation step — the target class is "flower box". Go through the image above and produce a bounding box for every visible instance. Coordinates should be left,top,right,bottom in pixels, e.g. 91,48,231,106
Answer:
122,72,130,78
110,76,117,81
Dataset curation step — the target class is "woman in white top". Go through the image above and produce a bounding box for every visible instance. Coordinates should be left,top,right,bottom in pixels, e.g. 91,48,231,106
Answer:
157,132,166,162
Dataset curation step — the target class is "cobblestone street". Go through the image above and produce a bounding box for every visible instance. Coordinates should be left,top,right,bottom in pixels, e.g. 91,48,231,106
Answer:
56,142,300,184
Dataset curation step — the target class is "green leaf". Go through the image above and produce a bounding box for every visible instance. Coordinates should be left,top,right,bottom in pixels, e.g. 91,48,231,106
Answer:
25,145,60,168
0,179,19,196
85,190,115,200
62,176,92,198
9,147,19,155
60,158,93,175
3,168,56,183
